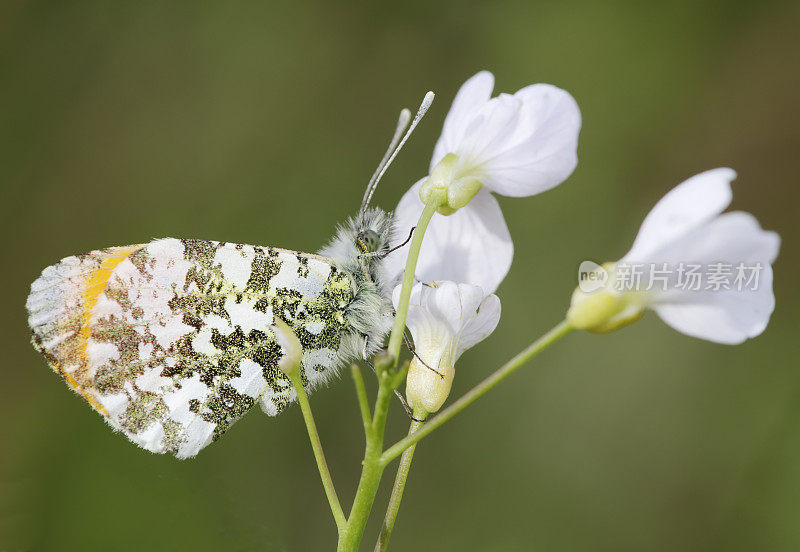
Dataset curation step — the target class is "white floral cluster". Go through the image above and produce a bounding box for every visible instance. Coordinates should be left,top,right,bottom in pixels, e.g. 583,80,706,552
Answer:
386,71,780,413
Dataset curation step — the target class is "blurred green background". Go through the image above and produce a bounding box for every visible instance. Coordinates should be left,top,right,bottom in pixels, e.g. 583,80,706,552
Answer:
1,1,798,550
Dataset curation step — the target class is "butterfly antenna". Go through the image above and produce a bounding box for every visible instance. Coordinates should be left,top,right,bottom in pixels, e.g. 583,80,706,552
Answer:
361,109,411,213
360,91,435,214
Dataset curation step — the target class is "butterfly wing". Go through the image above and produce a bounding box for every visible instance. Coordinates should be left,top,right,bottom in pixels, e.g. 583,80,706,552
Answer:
27,238,357,458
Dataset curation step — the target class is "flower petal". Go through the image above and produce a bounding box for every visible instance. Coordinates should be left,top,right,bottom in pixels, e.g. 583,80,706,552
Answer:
451,93,523,170
385,181,513,294
427,282,486,334
623,168,735,263
479,84,581,197
649,211,780,344
394,283,454,362
393,281,500,363
431,71,495,171
456,293,501,358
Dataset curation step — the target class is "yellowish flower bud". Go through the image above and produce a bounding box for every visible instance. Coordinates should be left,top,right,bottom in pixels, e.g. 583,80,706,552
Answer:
566,263,645,333
271,318,303,377
406,355,455,414
393,281,500,414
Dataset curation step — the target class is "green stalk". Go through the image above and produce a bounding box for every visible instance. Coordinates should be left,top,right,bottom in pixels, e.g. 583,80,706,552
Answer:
350,364,373,436
337,367,395,552
337,192,443,551
386,193,445,362
374,411,427,552
380,320,573,466
287,370,346,532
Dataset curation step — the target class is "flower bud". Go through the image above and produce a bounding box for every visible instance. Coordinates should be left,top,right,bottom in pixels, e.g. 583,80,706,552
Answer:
566,263,645,333
394,281,501,414
271,318,303,377
406,355,455,415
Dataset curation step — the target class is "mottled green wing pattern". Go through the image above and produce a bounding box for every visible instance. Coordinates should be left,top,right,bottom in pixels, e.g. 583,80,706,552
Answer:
27,238,358,458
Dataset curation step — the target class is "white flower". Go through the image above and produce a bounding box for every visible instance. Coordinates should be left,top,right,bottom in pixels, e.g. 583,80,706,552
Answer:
430,71,582,197
567,168,780,344
394,281,501,414
386,71,581,293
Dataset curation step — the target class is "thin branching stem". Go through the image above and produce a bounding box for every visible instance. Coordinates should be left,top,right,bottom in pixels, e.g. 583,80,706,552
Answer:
380,320,573,466
374,412,426,552
287,370,347,531
386,193,445,362
350,364,372,437
337,361,396,551
336,194,443,551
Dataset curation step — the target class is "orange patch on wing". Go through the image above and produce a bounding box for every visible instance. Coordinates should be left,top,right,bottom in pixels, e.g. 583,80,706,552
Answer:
68,245,143,414
54,360,111,417
78,245,143,348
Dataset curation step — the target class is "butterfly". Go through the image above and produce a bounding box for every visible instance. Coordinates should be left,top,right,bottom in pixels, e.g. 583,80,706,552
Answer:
25,94,433,459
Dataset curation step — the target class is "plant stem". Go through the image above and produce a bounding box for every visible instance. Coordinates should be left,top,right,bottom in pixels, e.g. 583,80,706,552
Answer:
374,411,426,552
337,192,443,551
380,320,573,466
351,364,373,437
337,370,396,551
287,370,346,532
386,193,444,362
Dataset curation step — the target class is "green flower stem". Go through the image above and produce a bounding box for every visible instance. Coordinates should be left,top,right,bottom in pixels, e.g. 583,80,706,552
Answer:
379,320,573,467
386,192,445,363
338,192,443,551
337,363,397,552
374,409,427,552
350,364,372,436
287,370,346,532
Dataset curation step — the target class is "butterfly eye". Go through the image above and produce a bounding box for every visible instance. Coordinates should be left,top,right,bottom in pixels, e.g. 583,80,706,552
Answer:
357,230,381,253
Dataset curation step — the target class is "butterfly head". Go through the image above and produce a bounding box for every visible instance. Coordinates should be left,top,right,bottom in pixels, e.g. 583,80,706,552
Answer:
356,229,381,255
354,207,394,258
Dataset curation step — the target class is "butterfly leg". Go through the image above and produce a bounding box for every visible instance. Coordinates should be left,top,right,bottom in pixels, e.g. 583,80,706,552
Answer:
362,336,426,423
386,225,416,255
403,331,444,378
394,389,426,422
